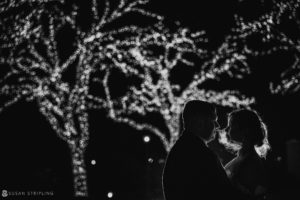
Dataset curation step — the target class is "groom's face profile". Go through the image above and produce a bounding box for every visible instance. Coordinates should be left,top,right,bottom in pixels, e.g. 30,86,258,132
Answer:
194,110,219,142
183,100,218,142
203,111,219,142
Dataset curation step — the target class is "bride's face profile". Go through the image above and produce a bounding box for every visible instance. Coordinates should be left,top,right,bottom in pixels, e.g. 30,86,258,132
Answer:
221,109,271,158
227,118,244,145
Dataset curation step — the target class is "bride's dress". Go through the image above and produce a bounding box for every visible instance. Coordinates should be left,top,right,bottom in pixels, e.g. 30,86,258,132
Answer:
225,150,268,199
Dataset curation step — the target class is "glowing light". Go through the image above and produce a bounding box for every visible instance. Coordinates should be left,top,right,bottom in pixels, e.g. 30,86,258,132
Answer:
143,136,151,143
148,158,154,163
91,160,96,165
158,159,165,164
107,192,113,198
276,156,282,162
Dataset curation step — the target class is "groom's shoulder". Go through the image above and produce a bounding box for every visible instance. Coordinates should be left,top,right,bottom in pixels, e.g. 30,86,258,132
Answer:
173,134,203,151
181,134,215,157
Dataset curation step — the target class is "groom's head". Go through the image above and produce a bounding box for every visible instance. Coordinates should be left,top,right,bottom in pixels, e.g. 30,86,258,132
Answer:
182,100,218,142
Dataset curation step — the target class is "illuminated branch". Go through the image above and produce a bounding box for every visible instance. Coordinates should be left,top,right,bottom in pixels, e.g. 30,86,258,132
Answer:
228,0,300,94
94,22,254,151
113,114,171,151
1,0,257,196
0,0,164,197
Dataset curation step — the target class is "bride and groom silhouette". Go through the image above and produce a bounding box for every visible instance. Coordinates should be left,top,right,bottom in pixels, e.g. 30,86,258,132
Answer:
163,100,270,200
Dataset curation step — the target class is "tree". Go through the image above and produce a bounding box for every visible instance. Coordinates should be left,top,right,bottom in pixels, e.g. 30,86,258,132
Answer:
0,0,167,196
1,0,255,197
94,20,255,152
225,0,300,94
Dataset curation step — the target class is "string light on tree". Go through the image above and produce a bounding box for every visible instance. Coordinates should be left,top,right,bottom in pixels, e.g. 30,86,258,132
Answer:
98,17,255,152
1,0,255,197
0,0,166,197
225,0,300,94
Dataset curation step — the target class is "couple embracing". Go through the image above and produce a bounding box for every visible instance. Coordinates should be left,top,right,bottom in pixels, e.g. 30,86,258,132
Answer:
163,100,271,200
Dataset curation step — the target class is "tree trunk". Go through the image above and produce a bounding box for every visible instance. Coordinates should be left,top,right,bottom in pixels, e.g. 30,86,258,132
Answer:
69,143,88,197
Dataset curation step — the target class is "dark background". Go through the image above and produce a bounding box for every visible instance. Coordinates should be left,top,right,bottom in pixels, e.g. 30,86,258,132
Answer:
1,0,300,199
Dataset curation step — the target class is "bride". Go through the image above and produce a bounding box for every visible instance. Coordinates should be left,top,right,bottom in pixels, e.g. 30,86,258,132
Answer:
219,109,271,199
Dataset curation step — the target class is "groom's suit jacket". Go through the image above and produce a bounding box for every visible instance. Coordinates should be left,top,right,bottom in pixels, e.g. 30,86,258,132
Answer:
163,131,239,200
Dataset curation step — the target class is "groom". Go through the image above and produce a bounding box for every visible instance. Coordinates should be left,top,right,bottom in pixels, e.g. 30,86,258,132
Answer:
162,100,241,200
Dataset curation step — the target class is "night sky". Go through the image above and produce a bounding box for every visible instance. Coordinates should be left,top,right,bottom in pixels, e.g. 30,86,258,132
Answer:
1,0,300,199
